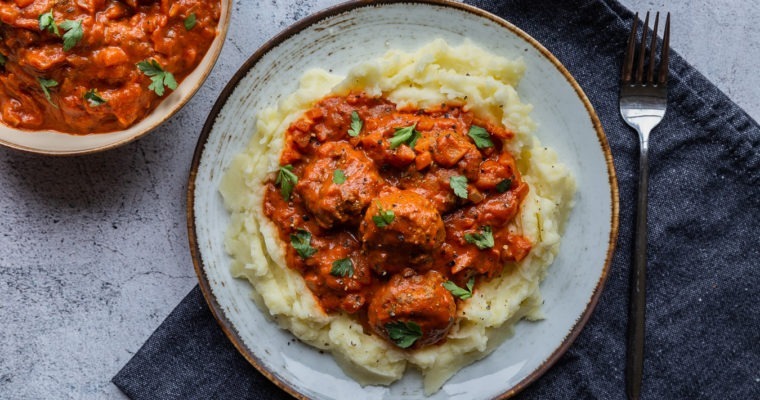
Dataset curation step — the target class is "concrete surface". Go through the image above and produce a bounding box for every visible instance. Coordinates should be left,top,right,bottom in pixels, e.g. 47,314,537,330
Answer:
0,1,757,399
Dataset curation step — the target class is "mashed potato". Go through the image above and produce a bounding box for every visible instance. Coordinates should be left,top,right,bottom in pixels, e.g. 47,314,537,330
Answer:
220,39,576,394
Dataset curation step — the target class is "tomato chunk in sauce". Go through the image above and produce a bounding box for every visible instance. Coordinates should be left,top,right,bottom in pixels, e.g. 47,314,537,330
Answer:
264,93,532,348
0,0,220,134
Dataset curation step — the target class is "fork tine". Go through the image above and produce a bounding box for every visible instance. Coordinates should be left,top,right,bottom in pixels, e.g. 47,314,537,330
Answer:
658,13,671,84
622,13,638,83
635,12,649,83
647,12,660,84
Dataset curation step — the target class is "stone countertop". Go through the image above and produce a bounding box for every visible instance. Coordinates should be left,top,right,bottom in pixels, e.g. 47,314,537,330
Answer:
0,1,757,399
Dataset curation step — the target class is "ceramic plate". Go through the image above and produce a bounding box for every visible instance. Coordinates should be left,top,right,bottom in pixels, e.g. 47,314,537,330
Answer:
188,1,618,398
0,1,231,156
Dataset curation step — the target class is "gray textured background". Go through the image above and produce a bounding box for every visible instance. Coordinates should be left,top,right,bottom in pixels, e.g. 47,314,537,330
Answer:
1,1,757,399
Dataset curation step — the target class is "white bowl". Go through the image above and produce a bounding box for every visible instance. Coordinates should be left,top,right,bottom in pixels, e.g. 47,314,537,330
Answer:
188,1,619,398
0,1,231,156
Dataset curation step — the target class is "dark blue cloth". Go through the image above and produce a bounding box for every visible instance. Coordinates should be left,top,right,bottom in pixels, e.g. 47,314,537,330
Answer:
113,0,760,398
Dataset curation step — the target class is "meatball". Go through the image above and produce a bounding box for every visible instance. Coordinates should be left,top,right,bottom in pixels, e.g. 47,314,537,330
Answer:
295,141,383,228
359,190,445,274
300,232,372,314
368,269,456,348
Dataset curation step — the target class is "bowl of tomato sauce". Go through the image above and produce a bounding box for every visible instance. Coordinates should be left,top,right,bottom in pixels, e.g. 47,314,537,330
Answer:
0,0,230,155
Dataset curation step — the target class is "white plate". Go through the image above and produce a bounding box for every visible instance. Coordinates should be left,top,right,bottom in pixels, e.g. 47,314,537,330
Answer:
188,1,618,398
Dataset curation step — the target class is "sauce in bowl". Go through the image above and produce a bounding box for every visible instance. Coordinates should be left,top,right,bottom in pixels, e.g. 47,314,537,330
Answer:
0,0,220,134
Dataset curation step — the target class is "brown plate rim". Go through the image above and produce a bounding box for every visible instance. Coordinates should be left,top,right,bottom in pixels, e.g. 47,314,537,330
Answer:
187,1,620,398
0,0,232,157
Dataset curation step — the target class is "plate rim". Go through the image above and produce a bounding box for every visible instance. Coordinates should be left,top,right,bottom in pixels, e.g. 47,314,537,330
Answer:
186,0,620,398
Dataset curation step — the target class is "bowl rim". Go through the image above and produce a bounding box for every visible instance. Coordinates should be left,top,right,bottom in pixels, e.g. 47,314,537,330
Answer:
0,0,232,157
186,0,620,398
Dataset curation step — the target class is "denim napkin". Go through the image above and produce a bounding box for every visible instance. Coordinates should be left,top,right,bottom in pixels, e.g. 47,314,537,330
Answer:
113,0,760,398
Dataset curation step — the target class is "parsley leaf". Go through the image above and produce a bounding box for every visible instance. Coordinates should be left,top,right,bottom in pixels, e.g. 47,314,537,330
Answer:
389,123,420,149
137,59,178,96
39,10,60,36
290,229,316,259
372,205,395,228
464,226,494,250
184,13,197,30
37,78,58,106
333,169,346,185
443,277,475,300
386,321,422,349
330,258,354,277
495,178,512,193
59,19,83,51
84,89,106,106
0,54,6,66
347,111,363,137
449,175,468,199
275,165,298,200
467,125,494,149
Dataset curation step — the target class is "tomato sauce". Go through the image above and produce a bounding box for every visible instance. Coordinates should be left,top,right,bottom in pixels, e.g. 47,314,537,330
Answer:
0,0,220,134
264,93,532,347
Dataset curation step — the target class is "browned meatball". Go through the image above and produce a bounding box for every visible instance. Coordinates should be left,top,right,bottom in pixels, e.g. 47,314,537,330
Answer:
359,189,445,274
296,141,383,228
368,269,456,348
300,232,372,314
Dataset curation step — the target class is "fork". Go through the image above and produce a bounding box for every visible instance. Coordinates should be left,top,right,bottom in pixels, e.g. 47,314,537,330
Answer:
619,11,670,400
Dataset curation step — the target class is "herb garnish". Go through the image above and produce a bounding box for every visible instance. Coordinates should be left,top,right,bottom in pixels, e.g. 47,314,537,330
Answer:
386,321,422,349
449,175,468,199
333,169,346,184
467,125,494,149
495,178,512,193
38,78,58,106
464,226,494,250
330,258,354,277
84,89,106,106
0,54,6,66
39,10,60,36
275,165,298,200
348,111,362,137
136,59,178,96
184,13,197,30
443,277,475,300
59,20,83,51
389,123,420,149
372,204,395,228
290,229,316,259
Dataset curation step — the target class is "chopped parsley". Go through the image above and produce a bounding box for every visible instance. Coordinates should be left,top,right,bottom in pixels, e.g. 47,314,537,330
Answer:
184,13,197,30
467,125,494,149
495,178,512,193
347,111,362,137
330,258,354,277
38,10,60,36
372,205,395,228
290,229,316,259
333,169,346,184
84,89,106,106
275,165,298,200
386,321,422,349
37,78,58,106
59,19,83,51
449,175,468,199
464,226,494,250
389,123,420,149
0,54,6,67
443,277,475,300
137,59,178,96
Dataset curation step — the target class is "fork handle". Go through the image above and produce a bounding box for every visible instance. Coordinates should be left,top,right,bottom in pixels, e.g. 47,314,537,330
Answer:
627,138,649,400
